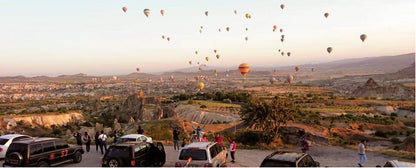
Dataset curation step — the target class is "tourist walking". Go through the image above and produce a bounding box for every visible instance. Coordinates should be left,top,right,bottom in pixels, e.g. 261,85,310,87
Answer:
228,137,236,163
137,126,144,134
82,132,91,152
94,131,100,152
358,139,367,167
74,132,82,146
300,137,310,153
173,128,180,150
98,130,108,154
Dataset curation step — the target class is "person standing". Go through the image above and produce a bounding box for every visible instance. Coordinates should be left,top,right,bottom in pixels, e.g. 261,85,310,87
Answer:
113,130,120,144
191,125,206,141
300,137,310,153
181,138,187,147
228,137,236,163
214,134,223,147
201,135,208,142
137,126,144,134
74,132,82,146
94,131,101,153
98,130,108,154
173,129,180,150
82,132,91,152
358,139,367,167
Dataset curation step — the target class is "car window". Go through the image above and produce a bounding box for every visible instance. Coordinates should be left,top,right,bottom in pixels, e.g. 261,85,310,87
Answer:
179,149,207,160
42,142,55,152
6,143,28,155
12,136,30,142
209,146,218,158
107,146,131,158
157,143,164,151
140,136,147,142
30,144,43,155
55,140,69,149
0,138,9,145
134,144,148,156
118,138,136,143
215,143,222,152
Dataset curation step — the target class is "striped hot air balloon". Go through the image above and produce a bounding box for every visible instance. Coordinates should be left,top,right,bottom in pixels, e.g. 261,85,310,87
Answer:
238,63,250,77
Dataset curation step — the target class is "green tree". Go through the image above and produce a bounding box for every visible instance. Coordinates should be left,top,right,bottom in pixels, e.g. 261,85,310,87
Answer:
240,97,296,144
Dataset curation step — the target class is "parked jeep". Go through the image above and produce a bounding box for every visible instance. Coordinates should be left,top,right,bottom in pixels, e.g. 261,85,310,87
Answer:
3,138,84,167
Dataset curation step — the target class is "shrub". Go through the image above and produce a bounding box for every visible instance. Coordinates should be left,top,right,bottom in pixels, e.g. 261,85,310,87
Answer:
391,137,402,144
200,105,207,108
375,131,388,138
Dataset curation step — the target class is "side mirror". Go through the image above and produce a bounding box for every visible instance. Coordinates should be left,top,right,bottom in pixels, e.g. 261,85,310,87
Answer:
315,161,320,167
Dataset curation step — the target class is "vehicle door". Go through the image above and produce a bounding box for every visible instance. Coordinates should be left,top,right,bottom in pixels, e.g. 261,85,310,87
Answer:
155,142,166,164
134,144,150,166
41,141,59,165
209,145,219,166
28,143,43,165
55,140,70,163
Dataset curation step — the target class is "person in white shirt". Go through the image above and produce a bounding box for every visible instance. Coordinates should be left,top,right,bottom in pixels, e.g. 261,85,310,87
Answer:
98,130,108,154
358,139,367,167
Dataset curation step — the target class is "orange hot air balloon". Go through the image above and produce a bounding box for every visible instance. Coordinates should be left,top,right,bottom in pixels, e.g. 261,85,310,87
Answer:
162,35,165,39
324,13,329,18
295,67,300,72
143,9,150,17
167,37,171,41
205,11,209,16
360,34,367,42
214,49,217,53
160,9,165,16
189,61,192,65
245,37,248,41
327,47,333,53
226,27,230,32
280,4,285,10
273,25,277,32
287,52,291,56
205,57,209,61
199,30,202,34
198,82,204,90
238,63,250,77
122,7,127,13
287,75,294,84
195,50,198,55
234,10,237,15
216,54,220,59
280,29,283,33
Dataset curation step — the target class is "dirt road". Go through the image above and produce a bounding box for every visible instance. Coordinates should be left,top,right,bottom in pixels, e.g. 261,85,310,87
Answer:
0,144,401,167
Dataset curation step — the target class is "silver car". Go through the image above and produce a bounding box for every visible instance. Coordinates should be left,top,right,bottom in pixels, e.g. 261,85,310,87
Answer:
116,134,152,144
175,142,227,167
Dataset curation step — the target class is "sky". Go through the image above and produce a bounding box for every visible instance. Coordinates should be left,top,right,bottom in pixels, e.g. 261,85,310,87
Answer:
0,0,414,76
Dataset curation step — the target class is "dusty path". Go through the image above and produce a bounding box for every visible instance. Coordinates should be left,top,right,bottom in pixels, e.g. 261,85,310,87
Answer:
0,144,403,167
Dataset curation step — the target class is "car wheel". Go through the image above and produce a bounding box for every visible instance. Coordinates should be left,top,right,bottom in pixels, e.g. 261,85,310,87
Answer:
73,151,82,163
153,160,164,167
38,161,49,167
108,159,120,167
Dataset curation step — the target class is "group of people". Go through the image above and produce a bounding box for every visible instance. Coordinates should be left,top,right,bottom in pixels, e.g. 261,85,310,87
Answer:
73,130,109,155
172,125,237,163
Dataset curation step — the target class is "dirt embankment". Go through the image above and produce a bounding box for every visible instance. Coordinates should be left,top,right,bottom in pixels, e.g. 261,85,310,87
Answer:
175,105,240,124
0,111,83,129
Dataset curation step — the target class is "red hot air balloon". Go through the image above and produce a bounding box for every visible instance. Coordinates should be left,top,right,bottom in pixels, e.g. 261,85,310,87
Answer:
324,13,329,18
238,63,250,77
136,67,140,72
226,27,230,32
295,67,300,72
280,29,283,33
122,7,127,13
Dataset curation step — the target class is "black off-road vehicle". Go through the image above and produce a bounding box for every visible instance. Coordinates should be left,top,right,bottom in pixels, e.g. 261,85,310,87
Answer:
260,151,320,167
3,138,84,167
102,141,165,167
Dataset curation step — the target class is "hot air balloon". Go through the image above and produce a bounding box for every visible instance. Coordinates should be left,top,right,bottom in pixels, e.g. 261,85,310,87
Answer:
327,47,333,53
113,76,118,80
245,13,251,19
214,69,218,73
295,67,300,72
199,30,202,34
311,68,315,72
281,38,284,42
122,7,127,13
136,67,140,72
287,75,293,84
245,27,248,31
270,77,277,84
278,49,281,52
162,35,165,39
238,63,250,77
226,27,230,32
160,9,165,16
280,4,285,10
197,62,200,65
273,25,277,32
280,29,283,33
200,26,203,29
143,9,150,17
218,28,221,32
216,54,220,59
199,67,202,71
281,52,285,56
287,52,291,56
195,51,198,55
234,10,237,15
214,49,217,53
324,13,329,18
205,11,209,16
281,35,285,38
198,82,204,90
205,57,209,61
167,37,170,41
189,61,192,65
245,37,248,41
360,34,367,42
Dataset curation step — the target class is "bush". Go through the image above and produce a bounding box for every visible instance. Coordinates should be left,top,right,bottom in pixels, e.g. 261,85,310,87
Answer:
375,131,388,138
391,137,402,144
236,131,262,146
200,105,207,108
